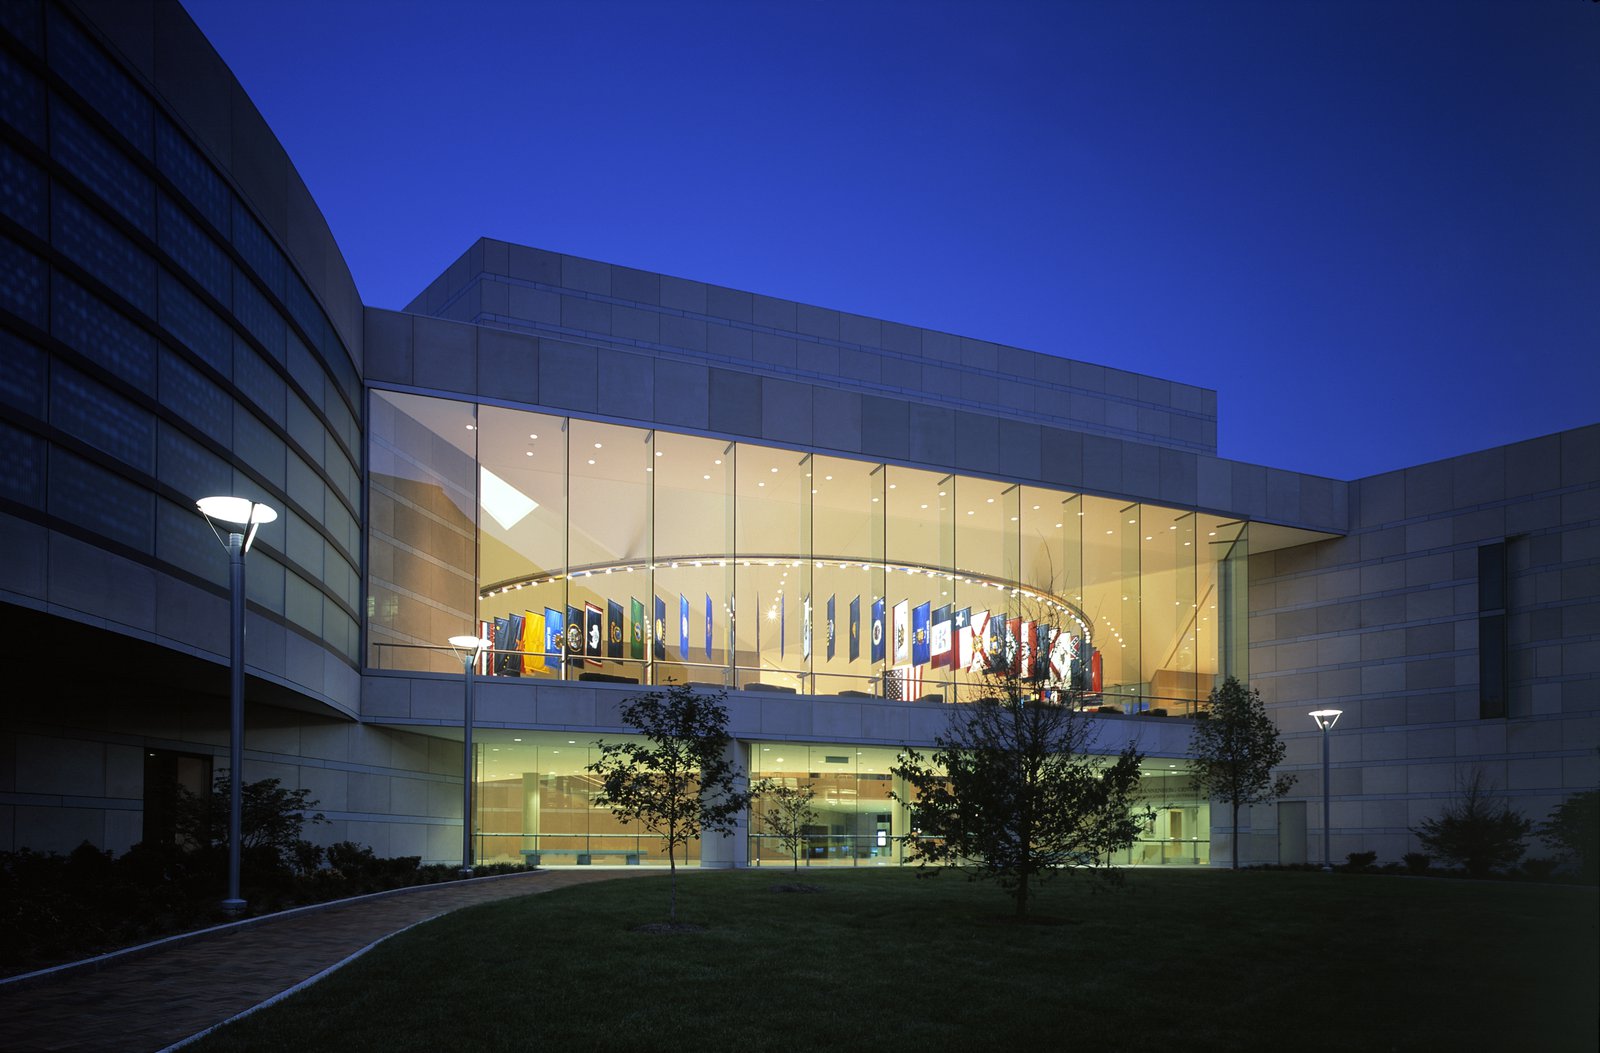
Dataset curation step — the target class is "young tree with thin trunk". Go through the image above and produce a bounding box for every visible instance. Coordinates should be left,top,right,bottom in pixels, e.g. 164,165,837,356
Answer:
588,684,750,921
755,780,819,872
1415,769,1531,878
1188,677,1295,870
890,668,1151,919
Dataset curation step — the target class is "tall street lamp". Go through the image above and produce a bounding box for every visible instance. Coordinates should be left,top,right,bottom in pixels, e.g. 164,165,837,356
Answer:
448,634,491,876
197,496,278,914
1309,709,1343,872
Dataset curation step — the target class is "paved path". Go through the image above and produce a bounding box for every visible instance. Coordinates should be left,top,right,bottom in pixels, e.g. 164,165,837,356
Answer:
0,868,651,1052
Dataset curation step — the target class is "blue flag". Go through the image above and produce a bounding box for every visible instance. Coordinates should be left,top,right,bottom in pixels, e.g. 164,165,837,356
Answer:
870,598,885,663
654,596,666,660
912,601,931,666
826,594,836,660
705,593,713,659
679,594,690,659
848,596,860,662
544,607,563,667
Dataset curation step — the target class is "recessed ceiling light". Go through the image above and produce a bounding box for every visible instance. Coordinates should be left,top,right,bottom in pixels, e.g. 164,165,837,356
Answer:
594,442,603,449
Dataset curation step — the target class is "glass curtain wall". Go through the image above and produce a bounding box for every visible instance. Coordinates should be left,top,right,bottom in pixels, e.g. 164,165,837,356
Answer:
748,742,1210,866
368,391,1246,713
473,731,695,866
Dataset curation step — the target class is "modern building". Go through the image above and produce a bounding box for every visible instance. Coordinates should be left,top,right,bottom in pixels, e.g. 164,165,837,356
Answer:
2,0,1595,871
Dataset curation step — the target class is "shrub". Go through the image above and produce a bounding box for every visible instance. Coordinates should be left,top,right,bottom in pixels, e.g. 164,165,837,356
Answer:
1403,852,1430,875
1413,772,1530,878
1521,857,1558,880
1537,790,1599,884
1345,851,1377,871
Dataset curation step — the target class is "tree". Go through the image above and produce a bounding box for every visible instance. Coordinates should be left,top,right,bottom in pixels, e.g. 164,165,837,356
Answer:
1537,789,1599,883
173,775,327,876
1413,770,1531,877
588,683,751,921
1188,677,1295,870
890,671,1151,919
755,779,819,872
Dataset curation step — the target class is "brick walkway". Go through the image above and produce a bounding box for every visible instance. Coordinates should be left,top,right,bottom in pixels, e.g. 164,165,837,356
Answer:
0,868,652,1052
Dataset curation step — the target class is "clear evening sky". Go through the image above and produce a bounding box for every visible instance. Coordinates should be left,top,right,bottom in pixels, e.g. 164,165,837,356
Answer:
181,0,1598,482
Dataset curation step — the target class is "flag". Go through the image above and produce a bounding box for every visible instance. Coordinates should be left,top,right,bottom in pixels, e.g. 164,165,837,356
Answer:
584,602,602,665
952,607,971,669
886,664,923,701
679,594,689,660
494,617,514,676
653,596,666,660
929,605,952,669
893,599,910,664
607,599,624,659
505,614,527,677
826,595,836,660
968,609,990,673
802,594,812,660
478,619,494,676
705,593,713,659
565,605,583,667
1006,617,1023,676
1091,648,1103,693
630,598,645,660
911,602,930,666
520,611,545,675
871,598,885,663
542,607,562,670
1049,628,1075,684
848,596,860,662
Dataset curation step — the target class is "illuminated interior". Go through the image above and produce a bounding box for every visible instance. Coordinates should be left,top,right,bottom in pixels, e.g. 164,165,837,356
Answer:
369,390,1249,713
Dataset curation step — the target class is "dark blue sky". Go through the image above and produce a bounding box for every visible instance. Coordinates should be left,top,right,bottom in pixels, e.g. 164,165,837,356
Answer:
182,0,1598,482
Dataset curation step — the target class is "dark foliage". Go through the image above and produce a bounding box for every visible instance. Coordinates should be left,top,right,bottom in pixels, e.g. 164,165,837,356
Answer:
1537,789,1599,883
890,672,1150,918
1345,850,1378,871
588,683,751,921
0,778,524,976
1187,677,1295,870
1403,851,1431,875
1413,771,1530,878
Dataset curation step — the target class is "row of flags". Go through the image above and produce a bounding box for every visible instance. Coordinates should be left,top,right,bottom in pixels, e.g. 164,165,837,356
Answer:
475,595,1101,692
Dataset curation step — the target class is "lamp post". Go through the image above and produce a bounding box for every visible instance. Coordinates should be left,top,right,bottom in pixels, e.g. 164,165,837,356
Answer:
197,496,278,914
448,635,490,876
1309,709,1343,871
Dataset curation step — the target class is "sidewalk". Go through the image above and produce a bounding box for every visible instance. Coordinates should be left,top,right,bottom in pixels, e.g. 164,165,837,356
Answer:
0,868,651,1052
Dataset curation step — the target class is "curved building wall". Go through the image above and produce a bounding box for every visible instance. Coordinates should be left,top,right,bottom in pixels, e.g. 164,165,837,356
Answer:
0,0,386,855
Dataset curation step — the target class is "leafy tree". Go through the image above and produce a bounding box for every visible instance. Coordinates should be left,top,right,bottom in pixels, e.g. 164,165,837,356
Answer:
174,775,327,876
890,672,1150,919
1413,770,1531,877
588,683,751,921
1538,790,1599,883
1188,677,1295,870
755,779,819,872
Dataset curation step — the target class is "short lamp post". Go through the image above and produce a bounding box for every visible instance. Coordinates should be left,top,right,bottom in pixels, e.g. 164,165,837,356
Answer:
1309,709,1343,871
448,635,491,876
196,496,278,914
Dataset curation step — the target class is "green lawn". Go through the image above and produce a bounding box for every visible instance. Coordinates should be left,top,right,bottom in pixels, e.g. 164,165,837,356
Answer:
191,868,1597,1052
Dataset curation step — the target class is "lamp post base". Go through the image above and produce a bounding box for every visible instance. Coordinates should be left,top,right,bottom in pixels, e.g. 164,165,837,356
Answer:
221,898,248,916
458,867,475,879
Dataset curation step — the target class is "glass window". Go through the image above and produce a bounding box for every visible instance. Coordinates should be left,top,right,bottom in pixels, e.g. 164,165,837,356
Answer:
46,6,151,154
47,446,152,554
810,455,883,695
50,362,154,473
50,273,156,390
0,45,46,144
0,139,46,236
735,443,811,688
653,431,732,687
49,96,152,235
51,188,155,314
157,194,228,304
0,234,47,328
367,390,477,673
158,269,231,378
155,116,228,233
